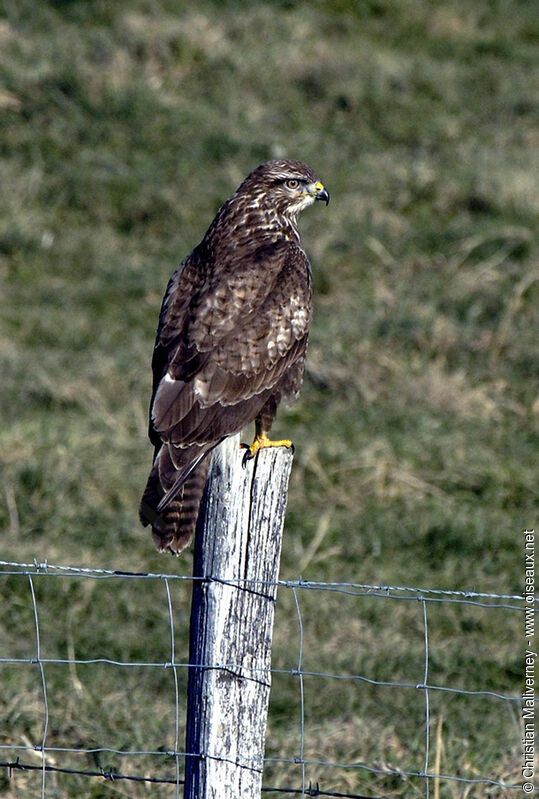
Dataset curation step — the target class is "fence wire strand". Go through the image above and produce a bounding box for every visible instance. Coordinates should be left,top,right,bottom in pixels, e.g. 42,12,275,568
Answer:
0,559,528,797
164,577,181,799
292,586,306,796
420,599,430,799
28,575,48,799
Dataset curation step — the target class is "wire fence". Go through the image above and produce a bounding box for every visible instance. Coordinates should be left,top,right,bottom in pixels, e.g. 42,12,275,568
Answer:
0,558,532,798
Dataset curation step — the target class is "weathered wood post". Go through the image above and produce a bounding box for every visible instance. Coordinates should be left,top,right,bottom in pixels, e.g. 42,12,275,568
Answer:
184,434,294,799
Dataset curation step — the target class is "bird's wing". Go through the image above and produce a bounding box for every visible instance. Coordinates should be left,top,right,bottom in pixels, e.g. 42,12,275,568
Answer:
150,239,311,447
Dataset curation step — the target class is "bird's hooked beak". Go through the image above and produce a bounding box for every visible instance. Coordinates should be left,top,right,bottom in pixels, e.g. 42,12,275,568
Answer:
313,181,330,206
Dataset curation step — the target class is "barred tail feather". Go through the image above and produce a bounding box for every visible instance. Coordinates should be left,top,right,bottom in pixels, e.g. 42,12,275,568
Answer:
139,452,211,555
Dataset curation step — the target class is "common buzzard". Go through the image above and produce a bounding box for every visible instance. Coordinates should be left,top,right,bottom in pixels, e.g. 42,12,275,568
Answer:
139,159,329,554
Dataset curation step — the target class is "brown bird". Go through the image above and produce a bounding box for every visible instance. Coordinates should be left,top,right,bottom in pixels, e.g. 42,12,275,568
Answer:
139,159,329,554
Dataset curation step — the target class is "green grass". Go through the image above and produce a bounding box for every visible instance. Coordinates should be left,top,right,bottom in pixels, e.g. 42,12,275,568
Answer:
0,0,537,796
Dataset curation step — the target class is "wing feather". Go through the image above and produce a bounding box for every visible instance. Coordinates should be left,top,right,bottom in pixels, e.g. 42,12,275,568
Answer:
149,239,311,448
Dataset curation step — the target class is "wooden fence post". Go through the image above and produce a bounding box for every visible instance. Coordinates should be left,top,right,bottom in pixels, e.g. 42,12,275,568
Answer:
183,434,294,799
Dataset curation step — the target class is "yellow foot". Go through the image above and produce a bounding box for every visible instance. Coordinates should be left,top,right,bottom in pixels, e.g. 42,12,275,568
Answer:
240,432,294,468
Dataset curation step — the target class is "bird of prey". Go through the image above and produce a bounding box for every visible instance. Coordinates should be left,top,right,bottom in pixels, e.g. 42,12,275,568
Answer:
139,159,329,554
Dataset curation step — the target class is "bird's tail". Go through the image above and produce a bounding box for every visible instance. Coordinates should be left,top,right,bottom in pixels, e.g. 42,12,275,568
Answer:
139,446,211,555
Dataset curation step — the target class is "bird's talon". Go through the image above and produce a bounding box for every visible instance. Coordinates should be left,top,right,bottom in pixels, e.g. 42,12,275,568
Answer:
240,442,254,468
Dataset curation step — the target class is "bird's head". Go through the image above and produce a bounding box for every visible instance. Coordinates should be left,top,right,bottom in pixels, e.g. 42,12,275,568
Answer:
239,159,330,224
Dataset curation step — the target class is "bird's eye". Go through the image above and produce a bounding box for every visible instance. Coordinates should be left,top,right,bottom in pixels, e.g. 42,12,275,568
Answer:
285,179,300,190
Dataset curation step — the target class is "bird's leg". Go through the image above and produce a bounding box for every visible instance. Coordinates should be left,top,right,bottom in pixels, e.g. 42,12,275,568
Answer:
241,417,294,468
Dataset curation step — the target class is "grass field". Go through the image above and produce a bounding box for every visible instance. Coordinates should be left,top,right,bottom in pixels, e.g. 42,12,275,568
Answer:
0,0,537,796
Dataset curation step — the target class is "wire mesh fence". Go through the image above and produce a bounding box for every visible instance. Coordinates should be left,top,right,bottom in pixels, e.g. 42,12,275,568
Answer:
0,559,531,798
